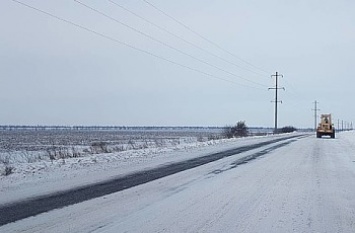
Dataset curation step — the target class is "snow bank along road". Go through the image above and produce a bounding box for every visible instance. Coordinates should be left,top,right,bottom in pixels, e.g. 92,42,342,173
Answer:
1,132,355,232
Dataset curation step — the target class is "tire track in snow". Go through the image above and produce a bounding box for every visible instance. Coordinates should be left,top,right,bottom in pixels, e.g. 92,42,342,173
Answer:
0,134,304,226
210,139,298,175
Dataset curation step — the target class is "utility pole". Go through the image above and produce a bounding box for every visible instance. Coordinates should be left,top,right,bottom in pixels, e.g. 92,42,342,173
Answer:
312,101,320,131
269,72,285,134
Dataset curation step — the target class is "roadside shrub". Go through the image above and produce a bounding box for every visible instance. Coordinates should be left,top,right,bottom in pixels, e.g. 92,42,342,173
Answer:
90,141,110,154
46,144,82,160
222,121,249,138
47,147,57,162
0,155,10,165
197,135,205,142
280,126,297,133
1,155,14,176
71,146,81,158
222,125,234,139
207,134,222,141
154,139,165,147
142,139,149,149
111,145,125,152
233,121,249,137
127,139,137,150
3,165,14,176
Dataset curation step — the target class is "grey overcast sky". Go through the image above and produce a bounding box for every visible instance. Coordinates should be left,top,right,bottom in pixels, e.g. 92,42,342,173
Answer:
1,0,354,128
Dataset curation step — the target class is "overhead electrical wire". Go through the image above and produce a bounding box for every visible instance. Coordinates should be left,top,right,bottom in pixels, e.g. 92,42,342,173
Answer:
74,0,268,88
283,78,299,96
141,0,271,75
108,0,268,79
9,0,266,91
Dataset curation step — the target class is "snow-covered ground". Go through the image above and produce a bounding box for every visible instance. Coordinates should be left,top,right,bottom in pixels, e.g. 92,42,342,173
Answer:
0,133,289,205
1,131,355,232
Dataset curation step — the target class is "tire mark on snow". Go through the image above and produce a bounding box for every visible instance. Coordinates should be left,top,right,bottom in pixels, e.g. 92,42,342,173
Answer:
210,139,298,175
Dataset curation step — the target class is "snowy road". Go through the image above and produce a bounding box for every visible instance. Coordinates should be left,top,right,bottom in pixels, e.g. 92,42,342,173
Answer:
1,132,355,232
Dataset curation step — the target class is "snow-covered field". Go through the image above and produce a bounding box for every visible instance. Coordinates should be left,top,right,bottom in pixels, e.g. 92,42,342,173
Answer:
1,131,355,232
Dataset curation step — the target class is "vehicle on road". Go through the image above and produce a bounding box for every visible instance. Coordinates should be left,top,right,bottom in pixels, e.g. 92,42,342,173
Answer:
316,114,335,138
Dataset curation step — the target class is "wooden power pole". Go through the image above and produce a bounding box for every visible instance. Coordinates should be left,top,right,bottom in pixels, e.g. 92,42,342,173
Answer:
269,72,285,133
312,101,320,131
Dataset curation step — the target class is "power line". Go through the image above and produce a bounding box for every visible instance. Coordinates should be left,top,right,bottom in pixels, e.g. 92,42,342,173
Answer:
108,0,268,79
282,78,299,96
74,0,268,88
9,0,264,90
141,0,271,75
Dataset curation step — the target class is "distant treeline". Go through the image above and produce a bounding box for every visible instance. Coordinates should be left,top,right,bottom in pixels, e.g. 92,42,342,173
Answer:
0,125,275,132
0,125,222,131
